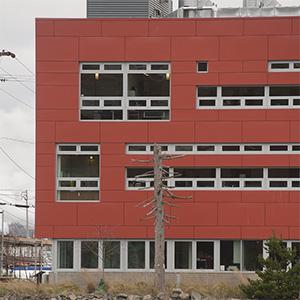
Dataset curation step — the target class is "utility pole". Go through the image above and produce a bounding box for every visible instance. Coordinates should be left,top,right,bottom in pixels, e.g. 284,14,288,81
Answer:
0,210,4,278
22,190,29,238
153,145,165,292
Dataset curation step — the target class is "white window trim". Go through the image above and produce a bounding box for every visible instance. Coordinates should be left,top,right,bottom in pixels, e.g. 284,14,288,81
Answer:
196,85,300,109
56,144,100,202
80,62,171,122
126,143,300,155
268,61,300,72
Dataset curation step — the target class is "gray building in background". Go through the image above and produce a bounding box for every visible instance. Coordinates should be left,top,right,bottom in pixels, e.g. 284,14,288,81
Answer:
87,0,172,18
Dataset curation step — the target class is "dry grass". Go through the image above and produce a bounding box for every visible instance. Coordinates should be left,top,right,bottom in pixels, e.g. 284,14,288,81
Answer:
0,280,79,297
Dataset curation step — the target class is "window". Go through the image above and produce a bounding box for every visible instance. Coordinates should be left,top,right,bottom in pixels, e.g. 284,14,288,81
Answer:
197,61,208,73
220,240,240,271
128,241,145,269
57,144,100,201
80,62,170,121
269,61,300,72
103,241,120,269
58,241,73,269
221,168,263,178
175,242,192,269
242,241,263,271
81,241,98,269
292,242,300,266
196,242,214,270
197,85,300,109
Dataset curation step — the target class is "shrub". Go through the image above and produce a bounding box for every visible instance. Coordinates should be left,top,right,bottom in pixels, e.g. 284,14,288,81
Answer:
240,236,300,300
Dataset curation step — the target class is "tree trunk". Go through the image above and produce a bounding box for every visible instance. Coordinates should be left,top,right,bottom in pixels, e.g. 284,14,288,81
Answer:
153,144,165,293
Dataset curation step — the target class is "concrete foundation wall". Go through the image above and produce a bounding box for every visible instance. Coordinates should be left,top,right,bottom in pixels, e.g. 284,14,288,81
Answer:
49,271,257,289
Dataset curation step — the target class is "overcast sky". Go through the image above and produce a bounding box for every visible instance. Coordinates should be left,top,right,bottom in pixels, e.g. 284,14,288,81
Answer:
0,0,299,228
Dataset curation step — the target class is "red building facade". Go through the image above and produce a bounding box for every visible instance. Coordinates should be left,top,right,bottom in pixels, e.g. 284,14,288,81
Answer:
36,17,300,275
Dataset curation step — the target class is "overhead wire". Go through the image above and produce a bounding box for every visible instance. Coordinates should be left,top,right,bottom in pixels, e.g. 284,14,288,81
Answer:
0,146,35,180
0,137,34,145
15,57,35,76
3,209,35,226
0,87,34,109
0,66,34,93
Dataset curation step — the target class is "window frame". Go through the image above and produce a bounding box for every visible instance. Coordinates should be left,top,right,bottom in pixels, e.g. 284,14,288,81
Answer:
268,61,300,72
80,62,171,122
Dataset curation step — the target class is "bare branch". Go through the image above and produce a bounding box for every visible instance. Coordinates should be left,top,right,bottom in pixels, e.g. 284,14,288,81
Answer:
136,197,154,208
161,154,186,160
132,158,153,163
146,206,157,216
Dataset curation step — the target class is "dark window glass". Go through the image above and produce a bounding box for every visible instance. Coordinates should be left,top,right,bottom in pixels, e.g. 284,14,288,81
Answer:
128,241,145,269
59,191,99,201
151,100,169,106
197,181,215,188
59,155,99,177
199,99,216,106
82,64,99,70
269,181,287,188
292,181,300,188
292,243,300,264
223,99,241,106
150,145,168,151
103,100,122,106
81,145,98,152
221,168,263,178
245,99,263,106
292,145,300,151
82,100,100,107
268,168,300,178
58,241,73,269
81,74,123,97
81,241,98,269
128,145,147,152
271,63,289,69
220,241,240,271
293,99,300,105
243,241,263,271
104,64,122,70
270,99,289,106
244,181,262,188
80,181,98,187
103,241,120,269
175,181,193,188
175,242,192,269
270,145,288,151
222,181,240,188
127,168,153,178
197,242,214,269
294,63,300,69
175,145,193,151
222,145,240,151
174,168,216,178
222,86,264,97
59,145,76,152
244,145,262,151
128,74,169,97
197,145,215,152
150,241,167,269
198,87,217,97
127,110,169,120
269,86,300,96
59,180,76,187
129,64,146,70
197,62,208,72
151,64,169,70
129,100,147,107
81,110,123,120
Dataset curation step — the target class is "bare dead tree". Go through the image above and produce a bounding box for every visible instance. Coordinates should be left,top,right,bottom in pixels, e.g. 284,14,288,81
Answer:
134,144,191,295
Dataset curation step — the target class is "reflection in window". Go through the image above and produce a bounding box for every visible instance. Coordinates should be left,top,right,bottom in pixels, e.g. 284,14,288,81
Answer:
128,241,145,269
103,241,120,269
242,241,263,271
197,242,214,269
58,241,73,269
175,242,192,269
81,241,98,269
220,240,240,271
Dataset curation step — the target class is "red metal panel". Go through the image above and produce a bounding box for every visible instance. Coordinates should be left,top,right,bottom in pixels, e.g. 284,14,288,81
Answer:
149,20,196,36
266,204,300,226
244,18,292,35
36,19,54,36
54,20,101,36
196,19,243,36
269,35,300,60
102,20,148,36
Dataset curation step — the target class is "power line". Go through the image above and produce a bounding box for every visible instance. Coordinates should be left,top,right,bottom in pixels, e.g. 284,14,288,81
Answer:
0,87,34,109
3,209,34,226
0,146,35,180
15,57,35,76
0,137,34,145
0,66,34,94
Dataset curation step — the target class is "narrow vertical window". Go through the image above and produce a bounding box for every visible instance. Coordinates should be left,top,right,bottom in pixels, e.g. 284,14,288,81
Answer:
58,241,73,269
